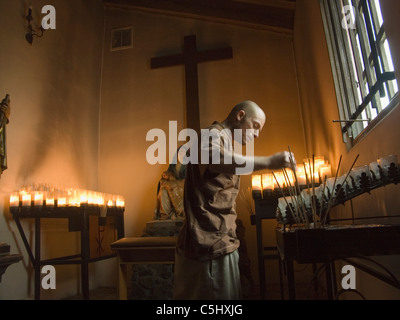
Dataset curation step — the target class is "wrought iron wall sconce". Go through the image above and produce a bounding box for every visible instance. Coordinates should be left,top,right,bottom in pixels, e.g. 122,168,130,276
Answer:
25,6,45,45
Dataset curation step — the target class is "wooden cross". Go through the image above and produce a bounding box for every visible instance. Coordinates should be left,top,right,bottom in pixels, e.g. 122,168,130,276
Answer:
151,35,233,133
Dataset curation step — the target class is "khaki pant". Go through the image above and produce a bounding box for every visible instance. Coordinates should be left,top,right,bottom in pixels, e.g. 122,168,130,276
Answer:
173,250,242,300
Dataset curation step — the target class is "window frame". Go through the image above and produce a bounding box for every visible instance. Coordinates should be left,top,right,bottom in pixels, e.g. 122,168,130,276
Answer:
320,0,399,148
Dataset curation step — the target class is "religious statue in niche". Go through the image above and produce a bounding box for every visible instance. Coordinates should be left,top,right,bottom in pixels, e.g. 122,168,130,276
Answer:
0,94,10,176
154,146,187,220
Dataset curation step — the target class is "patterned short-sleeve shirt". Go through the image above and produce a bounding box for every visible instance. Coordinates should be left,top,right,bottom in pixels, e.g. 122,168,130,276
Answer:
176,122,240,261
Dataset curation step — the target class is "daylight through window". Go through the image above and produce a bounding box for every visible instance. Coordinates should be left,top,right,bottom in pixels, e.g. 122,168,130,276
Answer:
320,0,398,145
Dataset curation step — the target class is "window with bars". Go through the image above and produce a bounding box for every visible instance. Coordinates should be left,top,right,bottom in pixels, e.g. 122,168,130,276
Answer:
320,0,399,146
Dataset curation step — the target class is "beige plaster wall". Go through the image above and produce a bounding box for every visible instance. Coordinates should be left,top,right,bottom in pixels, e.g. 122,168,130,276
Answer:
99,7,306,289
0,0,105,299
294,0,400,299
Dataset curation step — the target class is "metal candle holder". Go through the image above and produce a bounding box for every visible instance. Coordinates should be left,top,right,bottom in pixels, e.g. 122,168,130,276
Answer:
274,162,400,228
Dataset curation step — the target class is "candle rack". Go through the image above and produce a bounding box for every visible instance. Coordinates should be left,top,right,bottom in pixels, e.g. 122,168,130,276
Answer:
273,162,400,228
252,152,400,300
8,184,125,300
9,202,125,216
9,184,125,214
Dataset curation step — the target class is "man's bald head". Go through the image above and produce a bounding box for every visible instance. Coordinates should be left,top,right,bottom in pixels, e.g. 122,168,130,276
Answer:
225,100,266,129
221,100,266,145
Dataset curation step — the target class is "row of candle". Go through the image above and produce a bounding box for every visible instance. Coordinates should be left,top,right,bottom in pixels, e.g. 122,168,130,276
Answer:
276,154,399,224
9,184,125,209
252,154,399,195
252,156,332,193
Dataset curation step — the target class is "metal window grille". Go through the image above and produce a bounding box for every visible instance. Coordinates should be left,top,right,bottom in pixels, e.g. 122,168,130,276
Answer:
320,0,398,145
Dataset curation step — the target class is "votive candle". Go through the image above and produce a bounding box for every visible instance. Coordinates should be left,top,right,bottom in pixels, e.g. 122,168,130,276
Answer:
22,193,32,207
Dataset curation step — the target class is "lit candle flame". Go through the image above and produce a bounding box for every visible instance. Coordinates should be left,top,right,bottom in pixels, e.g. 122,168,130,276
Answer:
252,175,262,191
21,193,31,206
10,184,125,210
9,193,19,207
262,173,275,191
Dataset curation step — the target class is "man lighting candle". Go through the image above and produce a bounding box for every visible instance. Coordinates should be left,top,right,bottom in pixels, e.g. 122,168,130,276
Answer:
173,100,296,300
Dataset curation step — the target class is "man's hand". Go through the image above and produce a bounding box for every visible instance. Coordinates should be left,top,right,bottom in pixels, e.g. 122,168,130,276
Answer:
267,151,297,170
208,150,297,176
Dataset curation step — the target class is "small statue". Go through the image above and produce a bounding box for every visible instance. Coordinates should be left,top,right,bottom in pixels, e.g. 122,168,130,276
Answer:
0,95,10,176
154,147,187,220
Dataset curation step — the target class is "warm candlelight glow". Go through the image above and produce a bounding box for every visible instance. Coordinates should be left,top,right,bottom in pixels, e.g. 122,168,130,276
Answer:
10,193,19,207
262,173,274,191
67,189,80,207
34,193,44,206
296,167,306,186
252,175,262,191
312,171,320,182
10,184,125,211
297,175,307,186
319,164,332,180
302,156,330,183
46,197,55,206
80,192,88,204
97,195,105,206
58,197,67,207
116,198,125,208
314,157,326,168
21,193,31,207
285,170,295,186
87,192,96,206
68,197,80,207
273,172,286,188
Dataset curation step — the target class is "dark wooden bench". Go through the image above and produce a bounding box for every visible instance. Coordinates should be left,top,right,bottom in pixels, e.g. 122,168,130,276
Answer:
111,236,177,299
